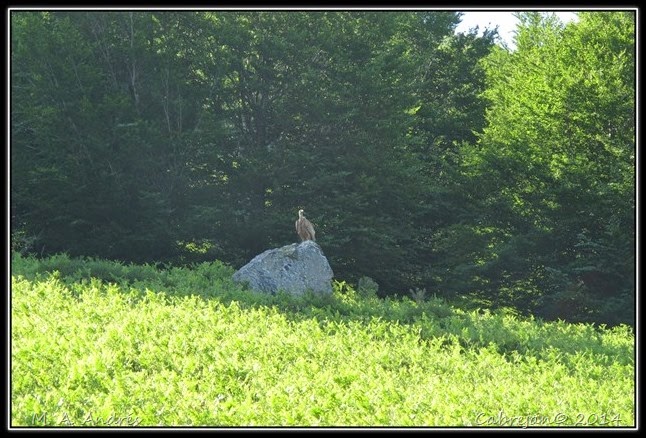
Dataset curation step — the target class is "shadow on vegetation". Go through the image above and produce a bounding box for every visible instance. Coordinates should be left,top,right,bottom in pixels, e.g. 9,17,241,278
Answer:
12,253,634,367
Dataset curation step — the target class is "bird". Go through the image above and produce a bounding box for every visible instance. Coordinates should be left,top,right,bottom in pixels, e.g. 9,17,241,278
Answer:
295,209,316,242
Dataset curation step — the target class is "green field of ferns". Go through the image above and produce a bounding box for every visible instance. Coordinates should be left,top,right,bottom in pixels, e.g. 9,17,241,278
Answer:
10,253,635,427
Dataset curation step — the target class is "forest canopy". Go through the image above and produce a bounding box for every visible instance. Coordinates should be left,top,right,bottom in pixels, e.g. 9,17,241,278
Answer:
10,10,636,326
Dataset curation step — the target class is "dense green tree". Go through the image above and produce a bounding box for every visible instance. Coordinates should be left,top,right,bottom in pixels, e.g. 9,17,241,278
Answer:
450,12,635,325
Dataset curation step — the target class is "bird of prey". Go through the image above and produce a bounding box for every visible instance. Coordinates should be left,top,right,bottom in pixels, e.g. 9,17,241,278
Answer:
295,209,316,242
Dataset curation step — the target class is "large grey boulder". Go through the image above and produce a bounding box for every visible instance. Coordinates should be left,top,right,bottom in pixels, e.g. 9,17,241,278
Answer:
232,240,334,296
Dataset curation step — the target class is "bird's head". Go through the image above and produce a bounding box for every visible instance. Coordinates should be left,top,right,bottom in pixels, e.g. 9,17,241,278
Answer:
298,209,304,217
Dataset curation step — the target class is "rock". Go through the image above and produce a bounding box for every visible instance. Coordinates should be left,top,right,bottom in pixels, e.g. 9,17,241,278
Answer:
232,240,334,296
